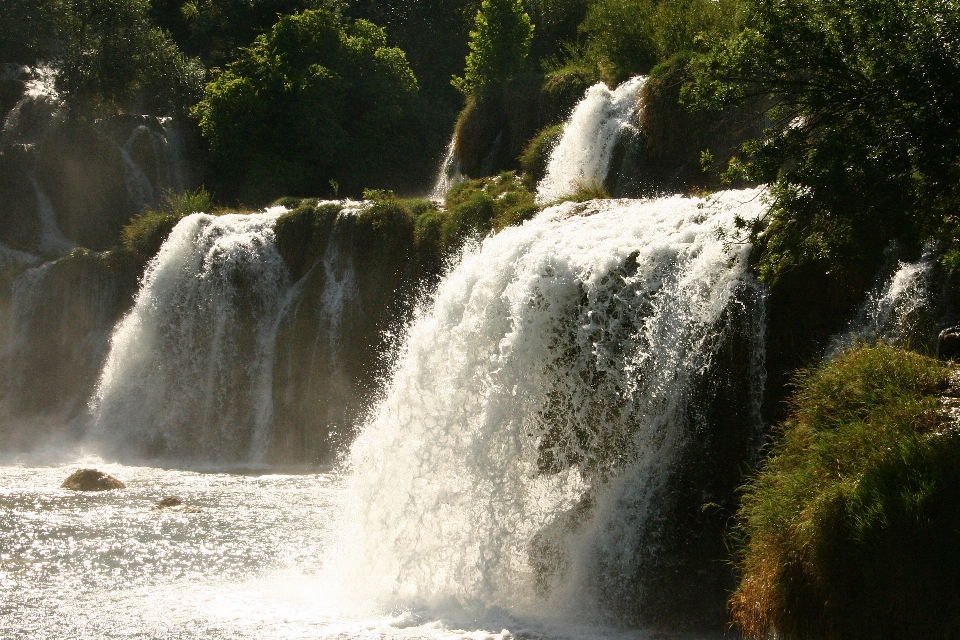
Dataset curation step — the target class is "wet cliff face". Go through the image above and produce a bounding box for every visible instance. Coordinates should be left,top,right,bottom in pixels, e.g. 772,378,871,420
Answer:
0,71,194,255
0,249,141,451
269,201,424,463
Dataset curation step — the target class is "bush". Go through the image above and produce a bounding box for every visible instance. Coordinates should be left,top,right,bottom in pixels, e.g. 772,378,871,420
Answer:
731,343,960,640
121,188,213,260
690,0,960,285
193,8,420,203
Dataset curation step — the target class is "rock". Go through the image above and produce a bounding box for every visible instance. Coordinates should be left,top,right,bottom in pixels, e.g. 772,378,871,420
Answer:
154,496,184,509
152,495,200,512
61,468,125,491
938,326,960,360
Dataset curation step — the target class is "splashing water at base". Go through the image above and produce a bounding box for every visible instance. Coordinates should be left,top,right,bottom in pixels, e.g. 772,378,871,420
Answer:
537,77,645,203
328,189,767,626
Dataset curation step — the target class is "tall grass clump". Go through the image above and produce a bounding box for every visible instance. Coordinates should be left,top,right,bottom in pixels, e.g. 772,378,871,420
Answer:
121,188,213,261
731,343,960,639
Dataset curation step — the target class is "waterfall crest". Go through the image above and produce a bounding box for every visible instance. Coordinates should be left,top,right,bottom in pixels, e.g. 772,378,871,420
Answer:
330,189,767,625
537,77,645,203
90,210,290,463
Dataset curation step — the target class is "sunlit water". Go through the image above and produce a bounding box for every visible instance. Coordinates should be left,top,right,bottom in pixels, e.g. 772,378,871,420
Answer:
0,461,722,640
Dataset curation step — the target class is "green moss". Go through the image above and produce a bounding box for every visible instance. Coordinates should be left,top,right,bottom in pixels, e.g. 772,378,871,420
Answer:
519,124,563,184
731,344,960,640
273,202,341,281
444,171,538,240
121,188,214,261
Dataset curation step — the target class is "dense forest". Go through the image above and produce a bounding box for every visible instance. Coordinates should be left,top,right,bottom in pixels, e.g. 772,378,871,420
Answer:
3,0,960,637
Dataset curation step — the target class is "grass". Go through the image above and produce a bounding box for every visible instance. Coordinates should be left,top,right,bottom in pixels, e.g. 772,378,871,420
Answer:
731,343,960,639
121,188,214,261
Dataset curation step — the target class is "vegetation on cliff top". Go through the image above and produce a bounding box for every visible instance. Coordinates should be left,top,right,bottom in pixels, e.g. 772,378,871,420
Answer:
731,344,960,639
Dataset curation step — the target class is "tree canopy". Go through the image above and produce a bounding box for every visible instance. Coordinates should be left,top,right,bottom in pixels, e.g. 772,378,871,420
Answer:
689,0,960,282
192,8,420,202
452,0,533,95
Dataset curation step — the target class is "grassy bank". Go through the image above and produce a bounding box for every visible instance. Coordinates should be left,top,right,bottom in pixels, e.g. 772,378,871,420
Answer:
731,343,960,639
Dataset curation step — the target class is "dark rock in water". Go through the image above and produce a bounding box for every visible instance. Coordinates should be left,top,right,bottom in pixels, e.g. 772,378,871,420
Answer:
154,496,184,509
61,468,125,491
939,326,960,360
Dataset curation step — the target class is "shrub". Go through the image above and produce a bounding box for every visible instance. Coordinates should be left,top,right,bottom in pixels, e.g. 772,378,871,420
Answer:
121,188,212,260
731,343,960,640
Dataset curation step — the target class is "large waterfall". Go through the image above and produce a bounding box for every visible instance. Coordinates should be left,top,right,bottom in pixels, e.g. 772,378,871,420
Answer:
329,189,767,627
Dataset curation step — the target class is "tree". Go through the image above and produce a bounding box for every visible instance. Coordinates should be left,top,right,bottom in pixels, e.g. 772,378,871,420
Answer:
57,0,204,114
452,0,533,95
193,8,420,202
689,0,960,282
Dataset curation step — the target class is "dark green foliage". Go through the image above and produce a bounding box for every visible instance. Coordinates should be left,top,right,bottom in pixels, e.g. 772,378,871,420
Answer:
193,8,421,203
731,344,960,640
0,0,62,63
690,0,960,285
578,0,743,84
150,0,341,68
452,0,533,95
121,188,212,260
57,0,205,114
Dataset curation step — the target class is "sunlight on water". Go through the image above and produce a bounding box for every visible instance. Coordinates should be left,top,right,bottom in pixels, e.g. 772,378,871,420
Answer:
0,461,720,639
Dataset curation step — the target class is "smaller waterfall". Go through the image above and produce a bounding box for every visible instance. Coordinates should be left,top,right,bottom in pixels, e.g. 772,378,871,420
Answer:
0,243,39,271
430,137,465,202
120,123,187,212
90,210,290,463
28,175,73,255
537,77,645,203
317,223,361,368
829,246,935,353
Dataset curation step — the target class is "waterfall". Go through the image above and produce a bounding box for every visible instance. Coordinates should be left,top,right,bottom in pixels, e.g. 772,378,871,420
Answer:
537,77,645,203
329,189,767,625
0,243,39,271
28,174,73,255
120,123,187,212
430,137,465,202
829,245,936,354
90,210,290,463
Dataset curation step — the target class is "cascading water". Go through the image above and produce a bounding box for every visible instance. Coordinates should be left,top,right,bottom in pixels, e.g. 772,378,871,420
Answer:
537,77,645,203
90,210,290,463
120,122,188,212
829,245,936,354
28,174,74,255
431,137,465,202
330,189,767,627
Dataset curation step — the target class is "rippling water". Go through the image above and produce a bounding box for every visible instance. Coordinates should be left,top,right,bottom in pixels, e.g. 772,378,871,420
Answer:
0,462,714,640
